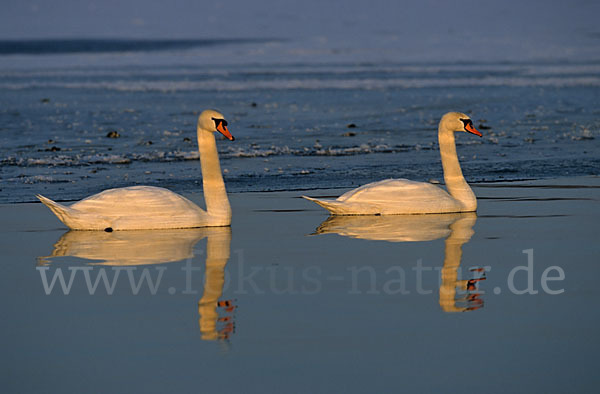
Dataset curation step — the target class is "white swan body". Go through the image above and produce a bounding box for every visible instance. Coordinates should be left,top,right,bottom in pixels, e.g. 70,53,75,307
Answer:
304,112,482,215
37,109,235,230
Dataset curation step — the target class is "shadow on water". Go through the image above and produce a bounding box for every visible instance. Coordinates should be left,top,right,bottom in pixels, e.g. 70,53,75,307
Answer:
38,227,236,342
474,183,600,189
312,213,484,312
478,197,593,201
0,38,274,55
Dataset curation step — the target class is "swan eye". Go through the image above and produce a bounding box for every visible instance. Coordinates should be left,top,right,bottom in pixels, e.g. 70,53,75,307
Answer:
460,118,472,130
212,117,228,129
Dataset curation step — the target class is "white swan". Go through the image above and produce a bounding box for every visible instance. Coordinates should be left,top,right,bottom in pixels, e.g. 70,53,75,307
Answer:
37,109,234,230
303,112,482,215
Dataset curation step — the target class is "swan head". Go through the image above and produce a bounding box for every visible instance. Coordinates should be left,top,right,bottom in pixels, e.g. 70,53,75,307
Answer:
198,109,235,141
440,112,482,137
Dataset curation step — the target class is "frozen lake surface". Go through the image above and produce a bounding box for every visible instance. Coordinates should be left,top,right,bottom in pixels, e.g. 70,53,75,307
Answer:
0,39,599,203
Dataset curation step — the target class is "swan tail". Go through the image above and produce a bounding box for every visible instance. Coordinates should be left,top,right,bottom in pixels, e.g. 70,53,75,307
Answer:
303,195,384,215
302,196,347,215
36,194,79,229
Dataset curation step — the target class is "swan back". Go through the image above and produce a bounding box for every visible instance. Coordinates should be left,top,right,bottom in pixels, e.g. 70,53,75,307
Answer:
69,186,207,230
338,179,464,214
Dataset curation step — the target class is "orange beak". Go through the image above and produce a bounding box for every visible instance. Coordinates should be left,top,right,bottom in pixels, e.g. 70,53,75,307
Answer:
465,123,482,137
216,123,235,141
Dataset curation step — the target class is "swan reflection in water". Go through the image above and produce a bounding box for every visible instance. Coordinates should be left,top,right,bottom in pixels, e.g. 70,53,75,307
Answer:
196,227,236,341
314,212,484,312
39,227,236,340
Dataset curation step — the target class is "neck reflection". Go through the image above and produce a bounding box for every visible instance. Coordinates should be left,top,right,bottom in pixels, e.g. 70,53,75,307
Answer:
39,227,236,340
314,213,483,312
198,227,235,341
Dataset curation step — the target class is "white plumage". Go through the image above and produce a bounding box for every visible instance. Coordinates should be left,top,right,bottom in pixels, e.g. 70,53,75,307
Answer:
303,112,482,215
37,109,234,230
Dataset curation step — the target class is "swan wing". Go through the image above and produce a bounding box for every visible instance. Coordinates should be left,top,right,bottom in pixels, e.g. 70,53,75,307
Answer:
336,179,462,214
339,179,448,202
70,186,208,229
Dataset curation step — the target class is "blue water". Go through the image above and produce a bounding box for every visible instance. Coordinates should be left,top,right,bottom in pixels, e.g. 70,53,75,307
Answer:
0,39,599,203
2,35,600,394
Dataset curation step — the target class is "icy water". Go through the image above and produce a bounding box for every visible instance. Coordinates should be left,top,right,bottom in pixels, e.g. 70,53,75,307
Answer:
1,35,600,394
1,39,599,203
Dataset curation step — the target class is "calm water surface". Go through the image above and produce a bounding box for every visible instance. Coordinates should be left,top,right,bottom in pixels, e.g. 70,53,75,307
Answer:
1,178,599,393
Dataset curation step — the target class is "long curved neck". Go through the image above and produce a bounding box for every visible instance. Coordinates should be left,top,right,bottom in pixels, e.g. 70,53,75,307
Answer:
197,128,231,223
438,125,477,211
